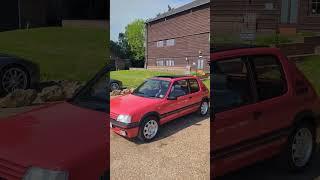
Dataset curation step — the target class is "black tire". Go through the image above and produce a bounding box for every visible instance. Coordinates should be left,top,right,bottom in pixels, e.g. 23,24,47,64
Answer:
138,116,159,142
284,122,315,171
198,99,209,116
0,66,29,95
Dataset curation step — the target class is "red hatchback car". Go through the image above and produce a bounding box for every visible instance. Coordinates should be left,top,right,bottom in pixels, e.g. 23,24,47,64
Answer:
210,45,320,177
0,67,109,180
110,75,209,142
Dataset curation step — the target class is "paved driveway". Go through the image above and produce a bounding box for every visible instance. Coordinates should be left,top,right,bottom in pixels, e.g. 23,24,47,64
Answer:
110,113,210,180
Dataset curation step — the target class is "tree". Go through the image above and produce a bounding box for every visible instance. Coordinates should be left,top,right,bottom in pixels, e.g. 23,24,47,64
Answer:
124,19,145,62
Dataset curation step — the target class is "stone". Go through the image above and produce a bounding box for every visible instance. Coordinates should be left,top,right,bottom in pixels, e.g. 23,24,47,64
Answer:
38,85,65,102
0,89,37,108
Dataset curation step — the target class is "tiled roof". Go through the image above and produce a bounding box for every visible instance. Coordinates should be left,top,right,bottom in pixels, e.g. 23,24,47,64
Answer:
146,0,210,23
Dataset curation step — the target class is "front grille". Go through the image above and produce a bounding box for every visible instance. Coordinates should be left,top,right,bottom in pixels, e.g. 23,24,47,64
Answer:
0,159,27,180
110,112,119,120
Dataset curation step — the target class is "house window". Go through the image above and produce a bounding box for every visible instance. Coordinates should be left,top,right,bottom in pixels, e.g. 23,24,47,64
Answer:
166,60,175,66
156,60,164,66
156,41,164,47
166,39,175,46
265,3,274,10
312,0,320,14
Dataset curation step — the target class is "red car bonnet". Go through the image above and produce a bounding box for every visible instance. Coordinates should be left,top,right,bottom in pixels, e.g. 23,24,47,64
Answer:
0,102,108,178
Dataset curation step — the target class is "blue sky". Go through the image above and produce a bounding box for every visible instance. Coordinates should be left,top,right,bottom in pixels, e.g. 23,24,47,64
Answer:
110,0,194,41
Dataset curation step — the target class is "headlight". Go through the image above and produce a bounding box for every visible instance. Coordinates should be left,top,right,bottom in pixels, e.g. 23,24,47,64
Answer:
23,167,68,180
117,114,132,123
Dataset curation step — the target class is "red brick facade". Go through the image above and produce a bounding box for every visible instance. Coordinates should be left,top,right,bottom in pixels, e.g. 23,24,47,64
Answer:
146,3,210,72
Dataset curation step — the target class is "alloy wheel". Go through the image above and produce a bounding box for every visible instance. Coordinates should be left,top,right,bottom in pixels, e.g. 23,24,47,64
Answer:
291,127,313,167
1,67,28,93
143,120,158,140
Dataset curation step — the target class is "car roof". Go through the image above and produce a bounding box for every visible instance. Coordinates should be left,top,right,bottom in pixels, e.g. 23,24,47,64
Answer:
210,45,283,62
210,44,268,53
151,75,196,81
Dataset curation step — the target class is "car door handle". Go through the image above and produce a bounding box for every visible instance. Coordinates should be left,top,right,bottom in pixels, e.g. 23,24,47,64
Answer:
253,111,262,120
189,96,192,99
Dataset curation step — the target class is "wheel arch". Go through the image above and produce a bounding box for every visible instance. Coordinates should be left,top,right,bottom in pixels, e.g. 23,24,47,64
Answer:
141,111,161,122
293,110,317,130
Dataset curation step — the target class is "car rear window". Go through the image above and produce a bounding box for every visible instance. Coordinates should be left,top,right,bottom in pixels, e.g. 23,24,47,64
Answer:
188,79,200,93
250,55,287,101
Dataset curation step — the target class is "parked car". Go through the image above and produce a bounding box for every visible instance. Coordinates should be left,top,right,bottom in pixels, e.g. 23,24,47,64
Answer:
210,45,320,177
0,66,109,180
110,75,209,142
110,79,122,91
0,54,40,95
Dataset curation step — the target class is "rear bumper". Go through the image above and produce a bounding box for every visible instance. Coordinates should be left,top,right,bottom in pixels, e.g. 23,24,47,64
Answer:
110,119,139,138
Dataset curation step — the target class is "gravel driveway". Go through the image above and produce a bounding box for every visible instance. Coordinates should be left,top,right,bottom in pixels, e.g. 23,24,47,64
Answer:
110,113,210,180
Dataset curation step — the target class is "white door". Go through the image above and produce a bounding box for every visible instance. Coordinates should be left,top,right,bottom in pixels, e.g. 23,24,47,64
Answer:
197,59,204,69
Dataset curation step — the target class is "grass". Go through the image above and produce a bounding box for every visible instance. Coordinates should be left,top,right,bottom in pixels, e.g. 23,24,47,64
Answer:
296,56,320,95
111,70,210,89
212,32,317,46
0,27,108,81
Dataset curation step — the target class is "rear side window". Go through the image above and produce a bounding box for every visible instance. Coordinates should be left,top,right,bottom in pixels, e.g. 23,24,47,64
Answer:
188,79,200,93
169,80,189,97
211,57,253,112
250,55,287,101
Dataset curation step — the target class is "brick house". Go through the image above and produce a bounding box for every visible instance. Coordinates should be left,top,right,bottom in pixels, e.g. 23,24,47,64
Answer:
211,0,320,36
0,0,108,31
145,0,210,72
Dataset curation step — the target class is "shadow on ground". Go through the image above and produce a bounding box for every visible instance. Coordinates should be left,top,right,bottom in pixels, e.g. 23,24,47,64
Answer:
217,150,320,180
127,112,209,145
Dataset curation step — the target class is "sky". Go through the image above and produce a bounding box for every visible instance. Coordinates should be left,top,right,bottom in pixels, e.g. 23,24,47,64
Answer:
110,0,194,41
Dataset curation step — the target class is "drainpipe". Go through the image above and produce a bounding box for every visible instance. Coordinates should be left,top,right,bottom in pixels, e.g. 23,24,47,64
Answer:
144,23,148,69
18,0,22,29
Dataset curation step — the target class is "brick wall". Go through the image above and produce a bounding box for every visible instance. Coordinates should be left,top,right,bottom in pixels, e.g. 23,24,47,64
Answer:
146,4,210,72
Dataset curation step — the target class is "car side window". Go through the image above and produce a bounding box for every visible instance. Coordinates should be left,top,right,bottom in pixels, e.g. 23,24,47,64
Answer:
169,80,189,98
211,57,253,112
250,55,287,101
188,79,200,93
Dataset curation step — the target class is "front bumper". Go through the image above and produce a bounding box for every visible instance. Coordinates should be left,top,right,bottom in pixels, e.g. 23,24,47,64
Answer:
110,119,139,138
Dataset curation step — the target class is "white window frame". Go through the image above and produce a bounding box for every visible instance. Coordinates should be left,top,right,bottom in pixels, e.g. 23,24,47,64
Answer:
166,39,175,46
156,41,164,47
312,0,320,15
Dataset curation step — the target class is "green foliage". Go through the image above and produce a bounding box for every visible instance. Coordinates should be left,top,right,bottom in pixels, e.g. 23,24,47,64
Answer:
296,56,320,95
124,19,145,61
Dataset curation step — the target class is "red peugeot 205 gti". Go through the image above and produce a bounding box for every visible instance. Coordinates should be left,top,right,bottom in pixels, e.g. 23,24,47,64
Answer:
110,75,209,142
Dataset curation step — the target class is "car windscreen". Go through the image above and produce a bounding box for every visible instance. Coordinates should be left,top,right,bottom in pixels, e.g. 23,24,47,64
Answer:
71,71,108,112
133,79,170,99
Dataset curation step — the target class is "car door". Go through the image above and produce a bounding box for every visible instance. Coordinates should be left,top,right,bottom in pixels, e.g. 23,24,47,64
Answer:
211,56,265,176
248,55,292,138
159,79,191,124
187,78,203,112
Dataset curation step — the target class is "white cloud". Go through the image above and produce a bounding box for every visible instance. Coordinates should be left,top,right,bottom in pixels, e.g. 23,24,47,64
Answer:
110,0,193,41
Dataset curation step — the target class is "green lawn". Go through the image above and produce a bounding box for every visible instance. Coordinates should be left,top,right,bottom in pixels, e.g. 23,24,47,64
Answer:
111,70,210,89
296,56,320,95
0,27,108,81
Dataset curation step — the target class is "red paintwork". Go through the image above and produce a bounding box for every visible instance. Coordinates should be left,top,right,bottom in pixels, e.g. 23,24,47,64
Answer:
211,47,320,177
0,102,108,180
110,76,209,138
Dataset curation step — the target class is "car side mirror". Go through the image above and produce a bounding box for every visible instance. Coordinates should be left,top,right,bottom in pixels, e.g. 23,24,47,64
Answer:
167,96,177,100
